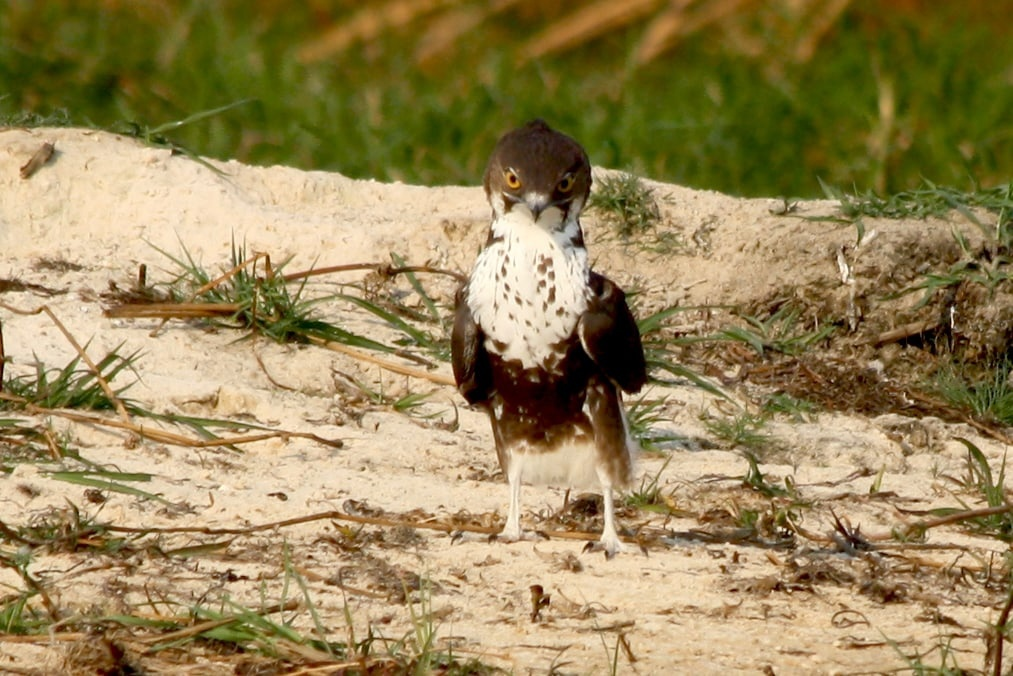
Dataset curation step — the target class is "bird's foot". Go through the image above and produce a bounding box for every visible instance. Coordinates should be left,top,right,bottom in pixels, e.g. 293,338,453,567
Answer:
582,534,627,559
492,526,548,544
449,526,546,545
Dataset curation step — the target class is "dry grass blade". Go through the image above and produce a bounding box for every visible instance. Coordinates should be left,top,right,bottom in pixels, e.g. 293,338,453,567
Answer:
794,0,852,62
862,319,940,346
523,0,660,62
99,507,626,545
280,261,465,285
414,0,523,65
105,302,242,319
899,505,1013,538
0,633,90,644
0,394,343,449
299,0,458,63
636,0,752,65
188,250,270,300
144,249,268,337
309,335,454,387
0,302,132,424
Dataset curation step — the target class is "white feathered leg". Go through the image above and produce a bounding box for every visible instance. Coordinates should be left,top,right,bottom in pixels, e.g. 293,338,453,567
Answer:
597,486,626,558
500,466,523,541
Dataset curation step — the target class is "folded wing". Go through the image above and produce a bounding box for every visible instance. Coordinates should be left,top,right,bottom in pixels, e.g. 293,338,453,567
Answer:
451,286,493,405
578,272,647,394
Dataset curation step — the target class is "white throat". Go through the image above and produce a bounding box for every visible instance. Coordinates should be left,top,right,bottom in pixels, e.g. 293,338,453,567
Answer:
467,208,589,370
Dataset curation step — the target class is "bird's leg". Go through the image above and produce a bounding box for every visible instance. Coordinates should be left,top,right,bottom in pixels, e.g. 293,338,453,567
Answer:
600,486,626,556
500,470,523,541
583,485,627,558
494,465,544,543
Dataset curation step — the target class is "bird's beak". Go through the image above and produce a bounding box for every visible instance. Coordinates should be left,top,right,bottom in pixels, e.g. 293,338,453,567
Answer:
523,193,550,221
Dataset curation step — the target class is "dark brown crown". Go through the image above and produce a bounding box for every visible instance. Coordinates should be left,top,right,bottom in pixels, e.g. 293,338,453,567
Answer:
483,119,591,206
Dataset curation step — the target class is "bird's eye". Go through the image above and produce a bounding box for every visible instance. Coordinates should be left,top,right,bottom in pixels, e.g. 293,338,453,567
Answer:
557,174,575,193
504,169,522,190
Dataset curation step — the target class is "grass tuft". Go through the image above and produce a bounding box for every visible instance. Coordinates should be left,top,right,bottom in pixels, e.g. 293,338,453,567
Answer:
1,345,140,411
590,172,662,238
822,178,1013,231
933,360,1013,426
714,304,836,357
702,410,770,452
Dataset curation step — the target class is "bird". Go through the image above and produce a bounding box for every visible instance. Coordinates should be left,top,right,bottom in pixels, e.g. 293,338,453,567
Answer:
451,119,647,557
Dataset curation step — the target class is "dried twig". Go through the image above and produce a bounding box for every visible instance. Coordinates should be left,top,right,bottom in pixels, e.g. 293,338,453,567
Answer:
862,319,940,346
993,583,1013,676
98,507,615,544
901,504,1013,536
19,141,55,179
0,314,5,388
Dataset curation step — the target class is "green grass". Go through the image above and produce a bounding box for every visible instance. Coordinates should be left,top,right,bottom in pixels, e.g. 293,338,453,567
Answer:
1,2,1010,197
152,241,451,365
626,395,683,452
702,411,770,452
625,454,679,514
761,392,819,422
823,178,1013,229
0,342,300,448
933,360,1013,426
158,240,395,352
950,439,1012,542
713,303,837,357
1,345,140,411
589,171,662,238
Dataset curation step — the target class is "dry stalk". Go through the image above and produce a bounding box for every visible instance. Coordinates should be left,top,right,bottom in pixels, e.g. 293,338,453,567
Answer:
298,0,460,63
902,504,1013,536
992,583,1013,676
522,0,660,63
635,0,753,65
309,336,455,387
147,250,270,337
105,302,242,319
0,392,343,450
105,256,462,387
280,261,465,284
0,302,132,425
99,507,618,545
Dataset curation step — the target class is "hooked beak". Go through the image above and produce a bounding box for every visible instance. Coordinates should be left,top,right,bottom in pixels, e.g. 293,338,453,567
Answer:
505,192,552,221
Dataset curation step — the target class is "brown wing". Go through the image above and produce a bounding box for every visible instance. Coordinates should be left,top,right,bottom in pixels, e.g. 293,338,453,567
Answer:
451,285,493,405
578,272,647,394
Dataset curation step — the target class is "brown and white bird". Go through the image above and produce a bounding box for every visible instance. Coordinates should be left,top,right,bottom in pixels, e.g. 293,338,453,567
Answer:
452,120,647,556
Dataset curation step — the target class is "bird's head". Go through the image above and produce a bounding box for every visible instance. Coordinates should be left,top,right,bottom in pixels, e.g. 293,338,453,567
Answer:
483,119,591,231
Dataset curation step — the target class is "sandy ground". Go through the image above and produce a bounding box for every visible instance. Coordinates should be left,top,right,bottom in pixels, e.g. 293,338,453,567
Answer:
0,127,1010,674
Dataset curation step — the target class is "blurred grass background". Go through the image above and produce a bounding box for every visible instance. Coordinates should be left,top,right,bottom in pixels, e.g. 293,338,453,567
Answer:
1,0,1010,197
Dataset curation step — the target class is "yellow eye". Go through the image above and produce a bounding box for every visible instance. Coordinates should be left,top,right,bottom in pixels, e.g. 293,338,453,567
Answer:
504,169,522,190
557,174,575,193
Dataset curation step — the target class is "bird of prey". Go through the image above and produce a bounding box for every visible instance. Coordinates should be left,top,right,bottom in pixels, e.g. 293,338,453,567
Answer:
452,119,647,557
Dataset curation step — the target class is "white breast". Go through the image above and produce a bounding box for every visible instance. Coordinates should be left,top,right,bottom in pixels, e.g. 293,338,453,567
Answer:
466,210,589,370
